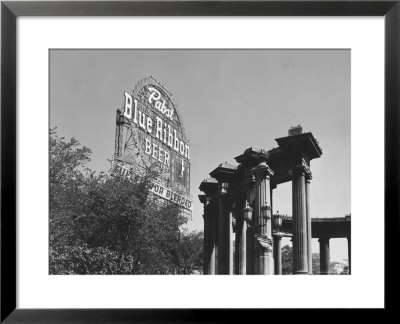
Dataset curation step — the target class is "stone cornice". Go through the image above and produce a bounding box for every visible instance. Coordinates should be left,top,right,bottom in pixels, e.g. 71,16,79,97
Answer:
278,215,351,223
234,147,269,168
209,163,237,182
275,131,323,161
199,177,218,196
276,214,351,239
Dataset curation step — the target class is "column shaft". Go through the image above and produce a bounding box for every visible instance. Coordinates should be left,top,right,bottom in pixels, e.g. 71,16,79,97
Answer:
306,179,313,274
273,236,282,275
217,188,230,274
292,172,309,274
214,215,218,274
234,220,240,275
319,238,330,275
253,164,274,275
246,221,254,274
228,210,233,275
208,210,216,275
203,213,210,275
246,189,255,275
347,236,351,275
239,217,247,275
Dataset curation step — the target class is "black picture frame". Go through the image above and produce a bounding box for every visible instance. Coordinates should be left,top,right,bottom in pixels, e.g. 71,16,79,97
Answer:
1,0,399,322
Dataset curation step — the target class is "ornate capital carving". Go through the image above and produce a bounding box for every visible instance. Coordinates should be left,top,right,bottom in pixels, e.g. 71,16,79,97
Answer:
255,234,273,253
289,158,312,180
251,161,274,180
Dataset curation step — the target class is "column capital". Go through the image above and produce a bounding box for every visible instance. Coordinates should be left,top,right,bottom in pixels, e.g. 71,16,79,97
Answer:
318,237,330,243
255,234,273,254
210,163,236,183
199,195,213,208
234,147,269,168
273,232,284,240
289,159,312,180
199,177,218,197
251,161,274,179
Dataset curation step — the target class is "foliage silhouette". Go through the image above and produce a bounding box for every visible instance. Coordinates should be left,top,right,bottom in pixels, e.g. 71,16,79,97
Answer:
49,128,202,275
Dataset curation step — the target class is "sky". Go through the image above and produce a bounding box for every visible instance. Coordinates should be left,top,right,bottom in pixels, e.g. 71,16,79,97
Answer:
50,49,350,262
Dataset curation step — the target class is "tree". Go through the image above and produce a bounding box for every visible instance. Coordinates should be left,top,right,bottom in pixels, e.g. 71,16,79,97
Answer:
49,128,196,275
312,253,320,274
49,127,92,214
176,230,204,274
281,244,293,275
280,244,347,275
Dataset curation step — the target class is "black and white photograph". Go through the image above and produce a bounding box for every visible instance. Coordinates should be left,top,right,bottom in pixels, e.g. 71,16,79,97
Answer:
49,49,351,276
3,1,399,318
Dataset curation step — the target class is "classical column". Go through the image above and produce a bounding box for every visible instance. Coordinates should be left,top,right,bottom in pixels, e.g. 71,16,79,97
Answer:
347,236,351,275
292,167,309,275
234,208,240,275
228,208,234,275
273,234,283,275
252,162,274,275
209,164,236,275
214,214,218,275
238,213,247,275
246,212,254,274
203,212,210,275
200,195,218,275
305,178,313,274
217,182,230,274
208,216,216,274
199,180,218,275
238,201,252,275
199,195,211,275
246,179,255,275
208,201,217,275
239,217,247,275
319,237,330,275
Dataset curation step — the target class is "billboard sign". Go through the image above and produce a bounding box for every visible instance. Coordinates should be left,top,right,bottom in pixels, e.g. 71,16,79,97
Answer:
114,77,191,211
